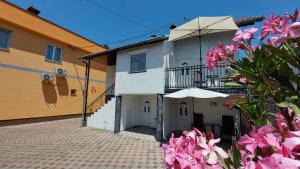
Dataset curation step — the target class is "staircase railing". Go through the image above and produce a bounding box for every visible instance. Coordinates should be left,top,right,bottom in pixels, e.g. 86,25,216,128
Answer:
87,83,115,113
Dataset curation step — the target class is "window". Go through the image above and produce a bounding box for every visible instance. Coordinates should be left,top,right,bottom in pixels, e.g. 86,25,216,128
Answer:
144,101,150,113
181,62,189,75
130,53,146,73
180,102,188,116
70,89,77,96
0,28,12,50
45,45,62,63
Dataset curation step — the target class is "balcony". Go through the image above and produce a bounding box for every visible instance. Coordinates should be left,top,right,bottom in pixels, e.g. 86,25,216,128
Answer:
165,64,247,94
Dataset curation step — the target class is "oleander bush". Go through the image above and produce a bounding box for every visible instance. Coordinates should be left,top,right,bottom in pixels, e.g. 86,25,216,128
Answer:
163,10,300,169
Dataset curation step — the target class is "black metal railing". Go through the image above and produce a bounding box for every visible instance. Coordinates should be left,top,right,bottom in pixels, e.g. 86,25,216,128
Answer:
87,83,115,113
165,64,244,92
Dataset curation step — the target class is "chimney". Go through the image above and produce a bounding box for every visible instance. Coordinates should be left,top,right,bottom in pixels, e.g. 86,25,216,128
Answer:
27,6,40,15
150,35,157,38
170,25,177,30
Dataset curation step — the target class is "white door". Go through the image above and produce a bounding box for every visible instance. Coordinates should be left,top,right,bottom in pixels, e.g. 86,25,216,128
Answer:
140,101,150,127
140,99,157,128
176,101,191,130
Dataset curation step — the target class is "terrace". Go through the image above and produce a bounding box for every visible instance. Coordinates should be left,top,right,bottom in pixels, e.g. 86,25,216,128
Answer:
165,64,247,94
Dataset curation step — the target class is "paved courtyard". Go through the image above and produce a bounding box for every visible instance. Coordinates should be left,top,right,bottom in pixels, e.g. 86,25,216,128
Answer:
0,118,165,169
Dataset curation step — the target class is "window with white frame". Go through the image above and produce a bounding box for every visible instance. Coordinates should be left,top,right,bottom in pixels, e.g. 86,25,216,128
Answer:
130,53,146,73
181,62,189,75
180,102,188,116
144,101,150,113
45,45,62,63
0,28,12,50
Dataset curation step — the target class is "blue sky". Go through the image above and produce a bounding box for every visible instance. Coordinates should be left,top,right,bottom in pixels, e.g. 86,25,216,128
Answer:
8,0,298,48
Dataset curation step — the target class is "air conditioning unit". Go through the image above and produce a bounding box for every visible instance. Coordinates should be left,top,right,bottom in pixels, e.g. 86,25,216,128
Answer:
55,68,67,77
41,73,54,82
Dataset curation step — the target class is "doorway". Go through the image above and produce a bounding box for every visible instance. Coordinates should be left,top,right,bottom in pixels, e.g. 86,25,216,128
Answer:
139,99,156,128
222,115,235,137
176,101,191,130
193,113,204,131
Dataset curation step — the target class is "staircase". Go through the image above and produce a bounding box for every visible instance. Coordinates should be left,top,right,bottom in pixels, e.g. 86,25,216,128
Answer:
87,84,116,131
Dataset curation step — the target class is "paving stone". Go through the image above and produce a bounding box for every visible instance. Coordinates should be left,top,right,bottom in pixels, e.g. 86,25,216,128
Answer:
0,118,164,169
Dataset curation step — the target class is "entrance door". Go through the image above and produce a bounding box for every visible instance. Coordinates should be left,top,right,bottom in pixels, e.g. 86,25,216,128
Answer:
193,113,204,131
140,100,156,128
176,101,191,130
222,116,235,136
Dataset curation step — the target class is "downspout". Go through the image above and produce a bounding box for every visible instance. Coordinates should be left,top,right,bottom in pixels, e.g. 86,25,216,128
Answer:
81,58,91,127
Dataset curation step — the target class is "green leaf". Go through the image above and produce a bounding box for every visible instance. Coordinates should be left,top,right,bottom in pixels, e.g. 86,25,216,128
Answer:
277,102,300,115
224,82,242,87
231,139,241,169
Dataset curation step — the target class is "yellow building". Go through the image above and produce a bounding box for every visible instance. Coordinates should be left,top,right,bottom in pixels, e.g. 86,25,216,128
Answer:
0,1,107,124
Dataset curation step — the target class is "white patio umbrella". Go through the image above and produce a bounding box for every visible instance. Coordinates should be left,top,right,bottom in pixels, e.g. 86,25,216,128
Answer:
168,16,238,83
168,16,238,42
164,88,229,114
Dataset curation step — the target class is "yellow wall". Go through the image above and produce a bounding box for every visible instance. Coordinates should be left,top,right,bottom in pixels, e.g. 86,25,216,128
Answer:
0,1,105,53
0,19,106,121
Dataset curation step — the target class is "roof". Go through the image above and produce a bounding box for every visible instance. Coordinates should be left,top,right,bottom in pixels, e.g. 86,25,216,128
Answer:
80,16,265,59
235,16,264,27
0,1,106,53
80,36,168,59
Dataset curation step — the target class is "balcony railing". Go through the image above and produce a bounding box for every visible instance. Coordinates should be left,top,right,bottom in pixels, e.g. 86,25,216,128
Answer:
165,64,246,93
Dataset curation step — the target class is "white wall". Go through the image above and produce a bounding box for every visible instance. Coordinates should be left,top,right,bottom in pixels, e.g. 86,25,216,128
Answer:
120,95,139,131
115,41,173,95
162,97,240,138
120,94,157,131
171,31,236,67
87,98,116,131
163,98,175,139
105,65,116,90
193,98,239,125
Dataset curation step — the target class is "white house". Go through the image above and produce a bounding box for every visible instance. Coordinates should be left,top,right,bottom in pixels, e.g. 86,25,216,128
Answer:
80,16,263,141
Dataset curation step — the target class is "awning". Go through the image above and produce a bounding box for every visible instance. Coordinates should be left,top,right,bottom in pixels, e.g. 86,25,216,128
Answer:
164,88,229,99
168,16,238,41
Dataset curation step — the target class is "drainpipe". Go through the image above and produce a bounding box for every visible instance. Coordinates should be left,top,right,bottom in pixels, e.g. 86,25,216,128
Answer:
81,58,91,127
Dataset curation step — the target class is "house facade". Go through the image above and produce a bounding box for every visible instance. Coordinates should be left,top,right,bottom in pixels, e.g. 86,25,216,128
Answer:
81,16,263,140
0,1,107,124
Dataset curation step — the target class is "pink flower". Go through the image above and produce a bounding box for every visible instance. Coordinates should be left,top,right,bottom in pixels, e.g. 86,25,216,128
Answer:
206,42,238,71
263,133,281,149
239,77,248,84
260,11,300,44
276,113,289,136
225,43,238,52
162,134,186,167
288,107,294,116
238,125,276,154
224,98,234,110
287,22,300,38
260,14,282,40
176,149,205,169
206,48,220,71
238,134,257,154
233,27,258,42
291,9,299,22
257,153,300,169
282,137,300,157
293,116,300,130
240,150,256,169
199,138,228,165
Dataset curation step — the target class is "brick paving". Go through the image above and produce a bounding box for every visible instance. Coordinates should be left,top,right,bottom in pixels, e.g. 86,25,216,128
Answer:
0,118,165,169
